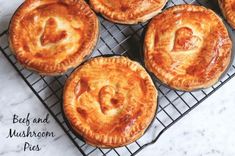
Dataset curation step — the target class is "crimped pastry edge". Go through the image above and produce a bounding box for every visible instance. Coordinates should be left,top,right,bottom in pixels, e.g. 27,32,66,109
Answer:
144,4,232,91
8,0,100,76
63,56,158,148
89,0,167,24
218,0,235,29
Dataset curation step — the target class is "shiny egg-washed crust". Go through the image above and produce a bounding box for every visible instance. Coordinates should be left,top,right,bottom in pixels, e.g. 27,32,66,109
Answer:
89,0,167,24
9,0,99,75
144,4,232,91
218,0,235,28
63,56,157,147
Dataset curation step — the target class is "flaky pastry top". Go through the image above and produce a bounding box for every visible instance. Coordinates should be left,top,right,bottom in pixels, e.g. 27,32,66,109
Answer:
63,56,157,147
219,0,235,28
9,0,99,75
89,0,167,24
144,5,232,91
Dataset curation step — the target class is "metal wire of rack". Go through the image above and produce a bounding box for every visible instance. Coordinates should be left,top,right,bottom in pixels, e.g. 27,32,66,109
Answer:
1,0,235,155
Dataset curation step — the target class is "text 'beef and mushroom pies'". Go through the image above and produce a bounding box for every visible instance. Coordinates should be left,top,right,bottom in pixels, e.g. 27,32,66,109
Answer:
63,56,157,147
9,0,99,75
144,5,232,91
89,0,167,24
218,0,235,28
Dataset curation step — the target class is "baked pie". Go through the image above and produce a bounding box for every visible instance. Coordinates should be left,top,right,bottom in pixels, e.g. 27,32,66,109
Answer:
218,0,235,28
63,56,157,147
144,5,232,91
9,0,99,75
89,0,167,24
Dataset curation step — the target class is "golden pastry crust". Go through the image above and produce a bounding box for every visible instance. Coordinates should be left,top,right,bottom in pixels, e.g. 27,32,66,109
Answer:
63,56,157,147
144,4,232,91
89,0,167,24
218,0,235,28
9,0,99,75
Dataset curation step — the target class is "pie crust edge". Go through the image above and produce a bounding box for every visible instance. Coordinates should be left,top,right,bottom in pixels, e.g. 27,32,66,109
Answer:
8,0,100,76
144,4,232,91
218,0,235,28
89,0,167,24
63,56,158,148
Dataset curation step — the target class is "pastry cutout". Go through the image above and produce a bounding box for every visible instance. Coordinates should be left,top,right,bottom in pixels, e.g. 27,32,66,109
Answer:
76,107,88,119
63,56,157,147
99,85,124,114
41,18,67,46
172,27,201,52
144,5,232,91
75,79,89,98
232,2,235,10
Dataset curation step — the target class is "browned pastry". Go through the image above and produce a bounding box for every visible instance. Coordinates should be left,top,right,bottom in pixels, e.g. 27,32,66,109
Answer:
9,0,99,75
144,4,232,91
89,0,167,24
218,0,235,28
63,56,157,147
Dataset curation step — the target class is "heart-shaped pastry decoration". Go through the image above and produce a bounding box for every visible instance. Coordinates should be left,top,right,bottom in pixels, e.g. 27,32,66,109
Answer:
9,0,99,75
144,5,232,91
63,56,157,147
172,27,201,52
99,85,124,114
40,18,67,46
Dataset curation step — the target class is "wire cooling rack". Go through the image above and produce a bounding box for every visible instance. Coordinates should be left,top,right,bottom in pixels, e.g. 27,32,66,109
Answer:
1,0,235,155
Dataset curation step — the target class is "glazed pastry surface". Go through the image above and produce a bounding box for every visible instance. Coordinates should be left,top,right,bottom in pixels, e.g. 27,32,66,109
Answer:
9,0,99,75
144,5,232,91
63,56,157,147
219,0,235,28
89,0,167,24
